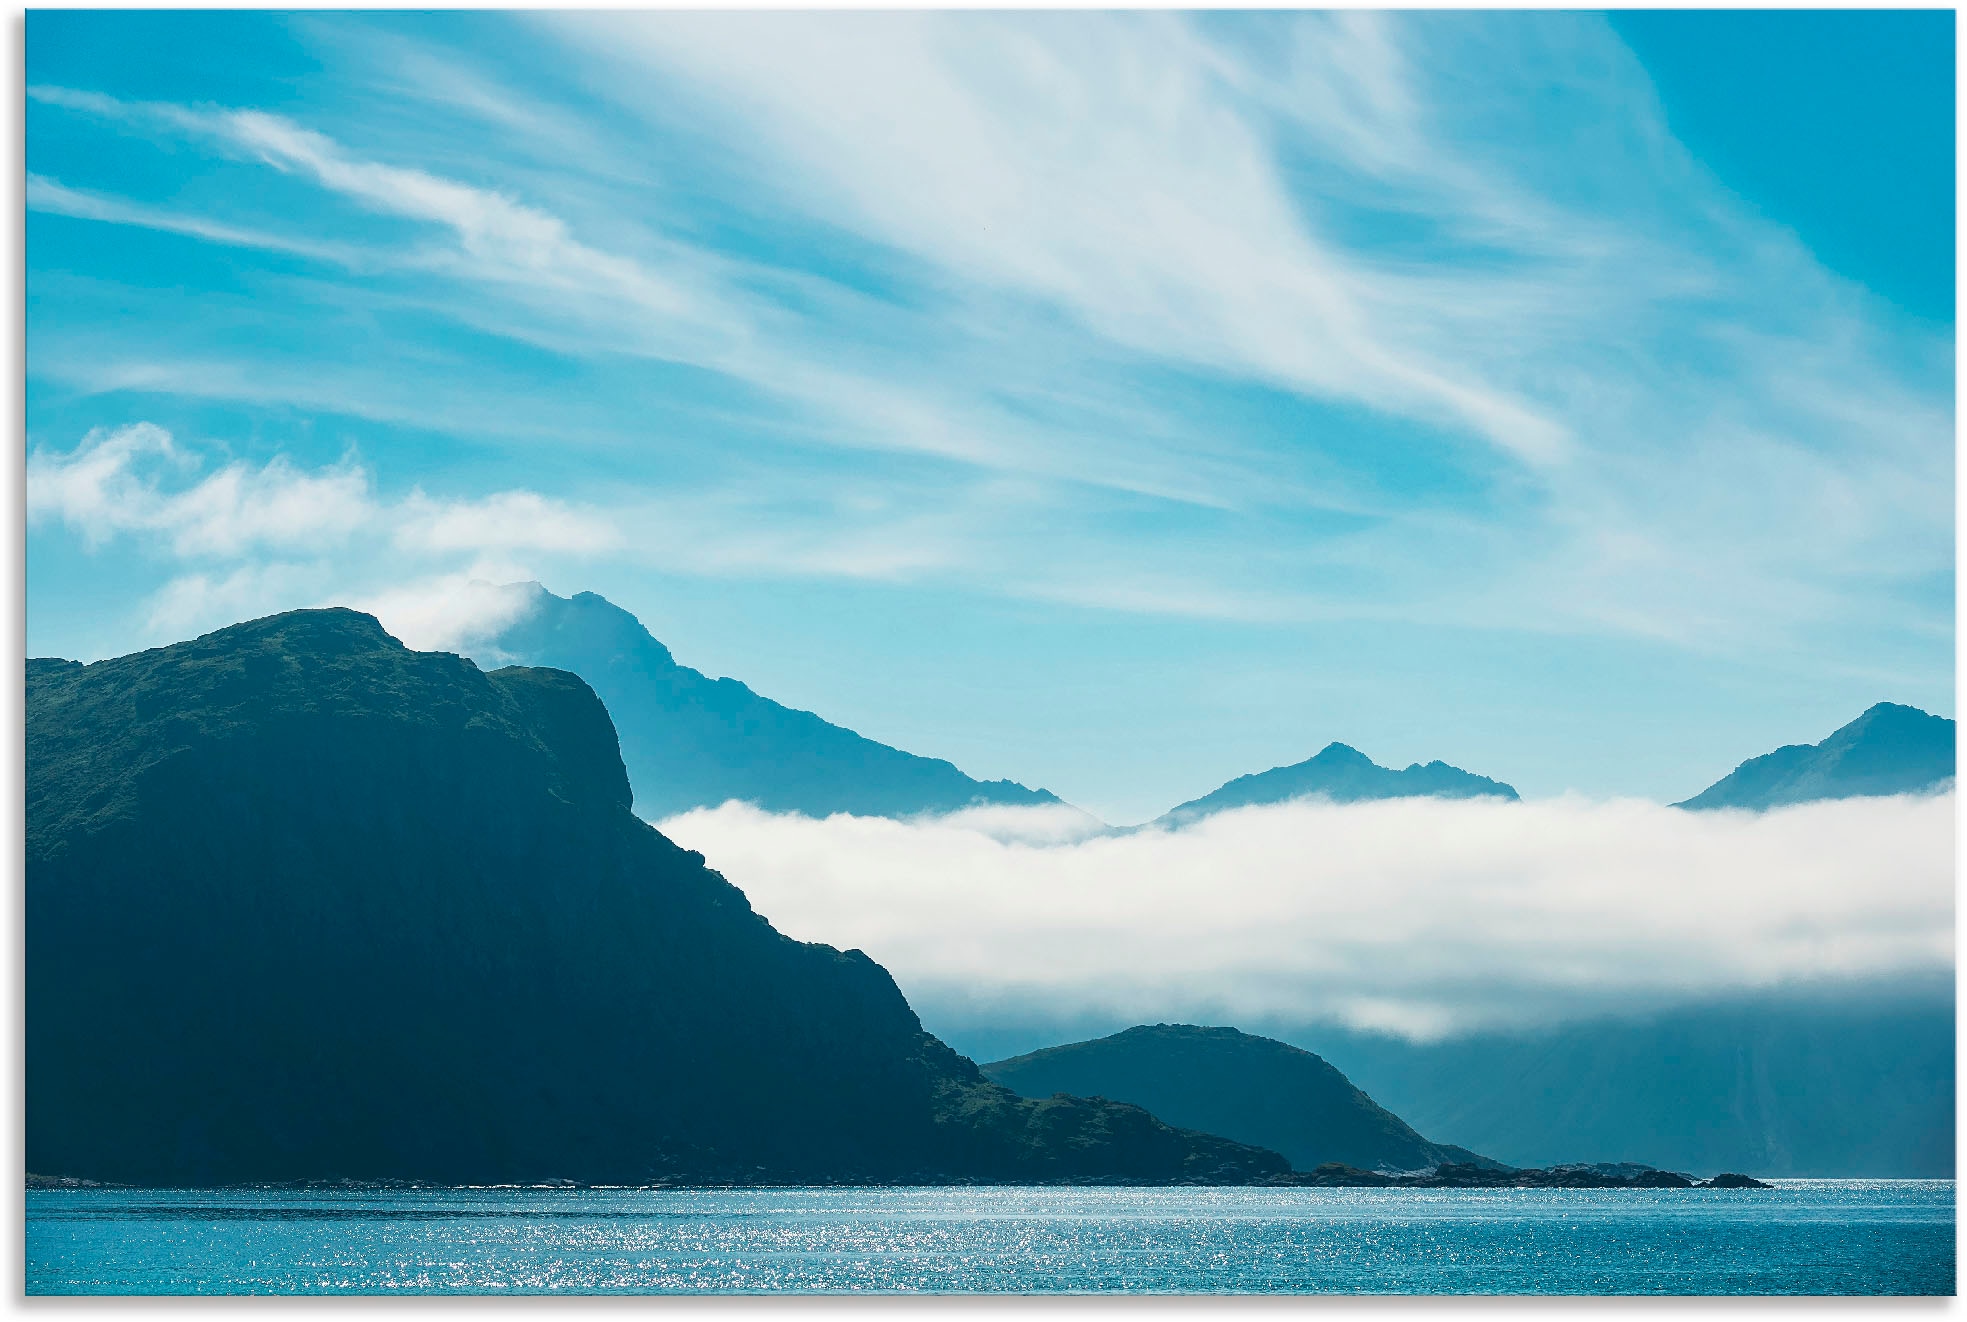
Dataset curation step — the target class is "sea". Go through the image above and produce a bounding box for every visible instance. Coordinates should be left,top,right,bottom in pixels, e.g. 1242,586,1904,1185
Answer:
26,1180,1955,1296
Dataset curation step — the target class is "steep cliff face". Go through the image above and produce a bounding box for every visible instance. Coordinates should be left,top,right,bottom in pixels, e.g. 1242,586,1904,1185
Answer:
27,610,1282,1186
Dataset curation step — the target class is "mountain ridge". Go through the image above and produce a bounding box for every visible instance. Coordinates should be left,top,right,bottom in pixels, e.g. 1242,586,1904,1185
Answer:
469,583,1069,822
1675,702,1954,810
1154,741,1518,827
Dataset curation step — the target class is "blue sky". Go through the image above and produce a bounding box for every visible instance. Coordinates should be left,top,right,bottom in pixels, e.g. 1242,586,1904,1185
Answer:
25,11,1955,824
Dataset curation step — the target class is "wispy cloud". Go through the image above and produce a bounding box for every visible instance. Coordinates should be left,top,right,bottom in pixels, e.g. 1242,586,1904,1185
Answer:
541,10,1950,649
24,12,1952,697
27,174,373,267
27,423,372,556
555,11,1580,465
26,424,627,646
660,792,1955,1041
28,423,617,561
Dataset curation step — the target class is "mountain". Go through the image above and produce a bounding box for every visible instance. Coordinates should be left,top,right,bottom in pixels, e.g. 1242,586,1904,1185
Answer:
1304,991,1955,1177
1156,742,1518,827
982,1024,1500,1174
26,609,1284,1186
467,582,1064,821
1675,703,1955,810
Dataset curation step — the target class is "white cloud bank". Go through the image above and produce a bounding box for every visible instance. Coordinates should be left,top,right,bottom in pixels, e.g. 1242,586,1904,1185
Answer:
658,793,1954,1040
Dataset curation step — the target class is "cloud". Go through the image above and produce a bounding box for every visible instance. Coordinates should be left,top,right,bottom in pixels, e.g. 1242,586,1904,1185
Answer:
657,792,1954,1041
540,10,1951,651
354,574,546,655
24,13,1953,683
393,491,623,557
28,423,617,563
28,424,633,649
558,12,1573,466
27,174,373,267
27,423,371,556
144,562,338,641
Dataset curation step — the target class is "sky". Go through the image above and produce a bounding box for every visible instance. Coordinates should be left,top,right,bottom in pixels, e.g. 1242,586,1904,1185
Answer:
24,10,1956,825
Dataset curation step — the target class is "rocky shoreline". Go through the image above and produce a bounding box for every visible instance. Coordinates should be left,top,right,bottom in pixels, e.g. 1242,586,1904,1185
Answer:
1271,1161,1771,1189
31,1163,1773,1192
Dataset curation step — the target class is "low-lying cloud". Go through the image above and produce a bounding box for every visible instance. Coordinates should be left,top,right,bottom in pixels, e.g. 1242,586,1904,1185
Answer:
657,793,1954,1041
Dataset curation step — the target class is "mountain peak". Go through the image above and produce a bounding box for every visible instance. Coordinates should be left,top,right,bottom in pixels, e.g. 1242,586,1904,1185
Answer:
469,583,1064,821
488,584,676,671
1156,743,1517,827
1676,703,1954,810
201,605,399,651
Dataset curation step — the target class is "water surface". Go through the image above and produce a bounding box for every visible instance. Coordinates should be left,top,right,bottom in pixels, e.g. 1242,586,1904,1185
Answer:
27,1180,1954,1295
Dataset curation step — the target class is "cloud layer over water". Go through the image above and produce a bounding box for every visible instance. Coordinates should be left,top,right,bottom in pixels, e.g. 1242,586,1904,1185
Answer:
658,793,1954,1040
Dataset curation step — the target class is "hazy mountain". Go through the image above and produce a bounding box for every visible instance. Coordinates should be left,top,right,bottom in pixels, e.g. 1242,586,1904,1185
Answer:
983,1025,1502,1174
1305,992,1955,1177
26,610,1284,1186
470,583,1065,822
1156,742,1518,827
1675,703,1955,810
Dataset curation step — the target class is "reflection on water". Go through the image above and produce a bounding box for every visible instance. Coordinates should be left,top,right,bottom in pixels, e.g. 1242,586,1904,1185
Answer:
28,1180,1956,1295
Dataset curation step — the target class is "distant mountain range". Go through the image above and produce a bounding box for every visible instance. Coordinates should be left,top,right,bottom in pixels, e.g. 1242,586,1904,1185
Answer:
1306,991,1954,1178
471,584,1063,821
463,584,1954,826
938,991,1954,1179
27,611,1281,1185
1675,702,1955,810
983,1025,1502,1175
1155,742,1517,828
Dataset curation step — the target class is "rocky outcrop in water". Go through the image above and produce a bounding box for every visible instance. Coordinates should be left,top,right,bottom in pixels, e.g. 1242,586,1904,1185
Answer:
1276,1162,1769,1189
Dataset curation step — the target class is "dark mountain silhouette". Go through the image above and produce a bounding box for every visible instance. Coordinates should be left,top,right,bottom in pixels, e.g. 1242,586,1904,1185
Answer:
1675,702,1955,810
1156,742,1517,827
26,610,1283,1187
982,1024,1502,1174
469,583,1064,821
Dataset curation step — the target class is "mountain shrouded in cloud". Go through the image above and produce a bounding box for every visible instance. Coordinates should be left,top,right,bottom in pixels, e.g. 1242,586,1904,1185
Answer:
1675,703,1955,811
26,610,1281,1185
461,582,1068,822
983,1025,1502,1175
1156,742,1517,827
